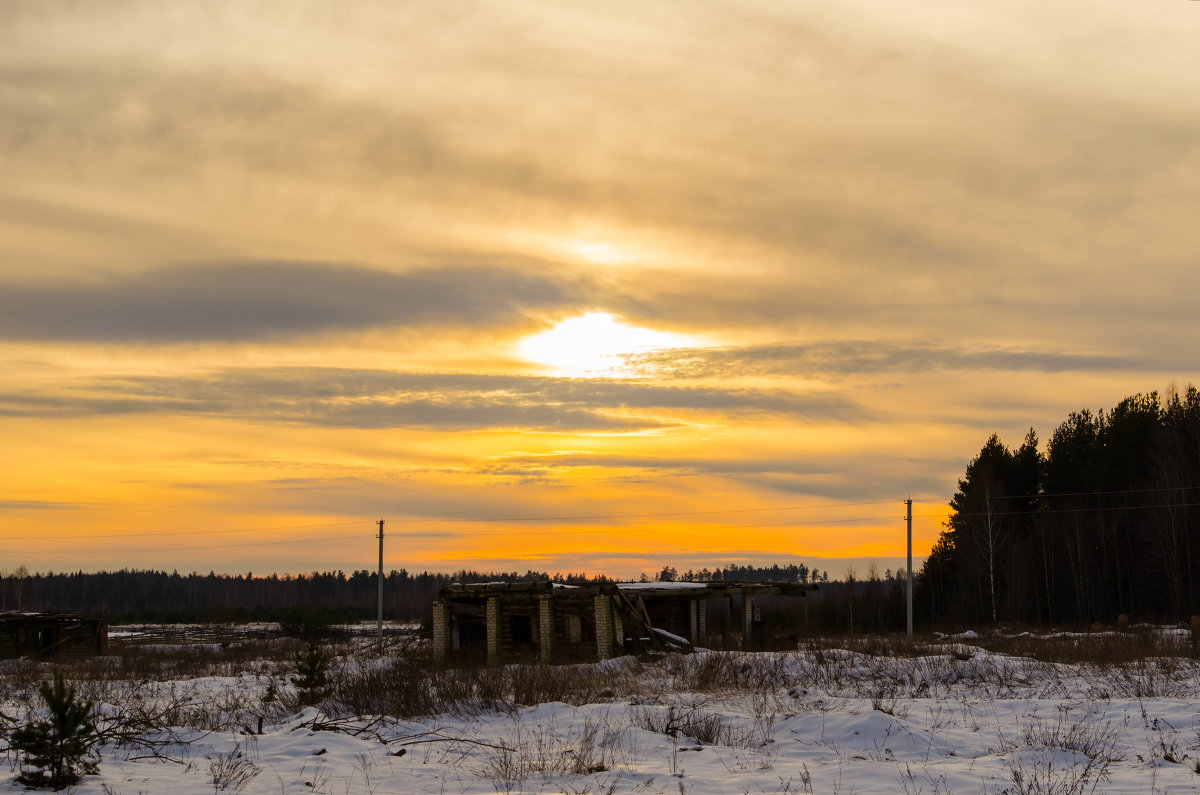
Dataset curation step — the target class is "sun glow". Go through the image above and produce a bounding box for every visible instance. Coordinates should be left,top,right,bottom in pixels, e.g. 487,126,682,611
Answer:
518,313,695,375
564,239,626,264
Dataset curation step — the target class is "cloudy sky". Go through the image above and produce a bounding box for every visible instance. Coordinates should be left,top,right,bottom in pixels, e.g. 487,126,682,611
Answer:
2,0,1198,578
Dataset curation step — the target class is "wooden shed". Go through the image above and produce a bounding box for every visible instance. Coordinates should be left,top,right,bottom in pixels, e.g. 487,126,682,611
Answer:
431,580,816,666
0,611,108,660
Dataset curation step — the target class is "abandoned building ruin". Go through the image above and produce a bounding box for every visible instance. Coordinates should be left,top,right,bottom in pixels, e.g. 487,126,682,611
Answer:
0,611,108,660
432,580,817,665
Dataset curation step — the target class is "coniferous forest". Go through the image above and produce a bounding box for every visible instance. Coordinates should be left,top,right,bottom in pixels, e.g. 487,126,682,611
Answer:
0,564,821,625
920,386,1200,627
0,568,596,624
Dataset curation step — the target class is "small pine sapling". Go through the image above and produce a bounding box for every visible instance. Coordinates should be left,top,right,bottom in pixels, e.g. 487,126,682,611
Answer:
291,640,330,706
10,672,100,790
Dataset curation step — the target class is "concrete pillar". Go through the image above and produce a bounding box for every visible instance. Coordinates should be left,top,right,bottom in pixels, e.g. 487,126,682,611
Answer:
432,600,451,664
594,595,614,660
689,599,707,643
725,595,733,647
566,615,582,644
486,596,501,665
613,612,624,653
539,595,556,662
742,595,757,646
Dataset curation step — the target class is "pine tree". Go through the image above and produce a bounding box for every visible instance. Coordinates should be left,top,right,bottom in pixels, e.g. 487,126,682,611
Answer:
10,672,100,790
291,640,330,706
946,433,1015,626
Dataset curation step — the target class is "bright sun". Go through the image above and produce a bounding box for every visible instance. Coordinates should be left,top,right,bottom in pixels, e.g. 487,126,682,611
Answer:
518,313,694,375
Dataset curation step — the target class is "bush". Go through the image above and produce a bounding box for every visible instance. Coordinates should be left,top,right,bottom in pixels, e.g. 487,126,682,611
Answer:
278,607,340,640
9,672,100,790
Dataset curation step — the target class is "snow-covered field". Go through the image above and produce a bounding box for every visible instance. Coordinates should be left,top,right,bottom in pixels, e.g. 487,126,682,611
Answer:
4,631,1200,794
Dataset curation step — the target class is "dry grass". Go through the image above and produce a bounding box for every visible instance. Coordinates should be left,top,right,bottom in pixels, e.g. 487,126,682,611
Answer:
978,626,1195,665
4,624,1200,795
2,624,1199,735
331,651,641,719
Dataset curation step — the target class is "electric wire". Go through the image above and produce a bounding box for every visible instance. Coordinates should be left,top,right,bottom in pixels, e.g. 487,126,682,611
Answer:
2,514,901,555
0,500,902,544
2,532,376,556
920,500,1200,521
10,483,1200,557
910,483,1200,504
2,520,370,541
421,514,901,538
387,499,900,524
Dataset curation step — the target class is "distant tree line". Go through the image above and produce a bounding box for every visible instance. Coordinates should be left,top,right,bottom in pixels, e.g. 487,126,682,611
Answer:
653,563,908,636
655,563,827,584
0,567,608,623
1,561,871,631
2,561,917,635
920,386,1200,627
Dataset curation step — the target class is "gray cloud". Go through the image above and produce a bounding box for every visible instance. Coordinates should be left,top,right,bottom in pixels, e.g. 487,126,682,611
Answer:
242,476,645,525
0,500,83,510
623,341,1157,379
483,451,957,502
4,16,1196,282
0,61,592,225
2,19,1198,353
0,367,864,429
0,261,586,342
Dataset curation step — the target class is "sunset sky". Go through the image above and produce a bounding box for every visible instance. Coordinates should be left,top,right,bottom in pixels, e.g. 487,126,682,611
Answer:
2,0,1198,579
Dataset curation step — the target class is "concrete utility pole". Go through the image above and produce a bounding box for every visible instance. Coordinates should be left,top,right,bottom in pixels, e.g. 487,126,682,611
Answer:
377,518,385,647
902,499,912,643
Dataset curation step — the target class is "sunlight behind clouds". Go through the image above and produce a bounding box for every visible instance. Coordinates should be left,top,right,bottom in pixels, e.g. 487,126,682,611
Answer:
517,312,701,376
1,0,1198,576
563,239,627,265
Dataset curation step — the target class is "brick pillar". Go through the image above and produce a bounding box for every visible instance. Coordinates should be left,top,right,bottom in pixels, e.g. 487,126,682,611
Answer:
486,596,501,665
613,613,623,654
594,595,614,660
539,595,556,662
432,600,451,664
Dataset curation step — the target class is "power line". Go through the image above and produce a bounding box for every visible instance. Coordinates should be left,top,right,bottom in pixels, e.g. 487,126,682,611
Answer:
433,514,903,537
911,483,1200,505
3,514,903,555
1,520,369,542
919,500,1200,521
28,482,1199,551
1,500,903,544
387,499,900,525
12,485,1200,546
2,532,376,556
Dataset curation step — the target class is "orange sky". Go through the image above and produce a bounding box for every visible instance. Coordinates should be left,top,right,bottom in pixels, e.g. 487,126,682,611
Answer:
2,0,1199,578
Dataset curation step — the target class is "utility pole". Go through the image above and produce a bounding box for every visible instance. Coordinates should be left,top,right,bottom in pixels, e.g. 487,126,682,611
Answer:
377,518,385,648
902,499,912,643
